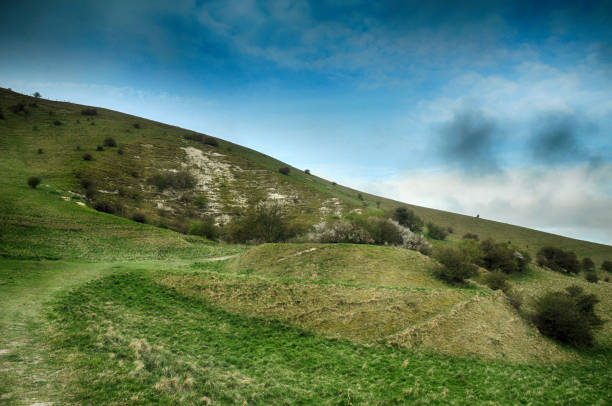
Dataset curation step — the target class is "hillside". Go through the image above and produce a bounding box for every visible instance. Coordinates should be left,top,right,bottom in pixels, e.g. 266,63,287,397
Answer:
1,87,611,262
1,88,611,404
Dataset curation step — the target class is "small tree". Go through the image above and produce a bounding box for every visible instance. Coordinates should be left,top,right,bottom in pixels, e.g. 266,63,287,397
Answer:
278,166,290,175
189,219,219,241
427,222,448,240
33,92,41,98
433,247,476,285
304,169,311,175
532,286,603,347
585,272,599,283
27,176,41,189
602,260,612,273
393,207,424,232
582,257,595,271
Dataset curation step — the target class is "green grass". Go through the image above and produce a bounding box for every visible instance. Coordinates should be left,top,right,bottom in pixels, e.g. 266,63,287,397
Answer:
26,271,611,405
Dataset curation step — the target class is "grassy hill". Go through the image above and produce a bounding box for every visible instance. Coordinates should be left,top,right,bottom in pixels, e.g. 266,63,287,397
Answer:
1,88,611,404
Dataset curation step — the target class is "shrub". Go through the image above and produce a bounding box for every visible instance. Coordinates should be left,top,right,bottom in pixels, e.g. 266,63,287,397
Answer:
10,103,27,114
480,239,521,274
602,260,612,273
463,232,479,240
532,286,603,347
278,166,290,175
82,153,93,161
188,219,219,241
133,123,141,129
309,220,374,244
117,148,124,155
357,193,364,201
581,257,595,271
93,200,116,214
0,109,4,119
96,145,104,151
393,207,424,232
537,247,580,274
365,218,404,246
204,136,219,147
304,169,311,174
432,247,476,285
427,222,448,240
194,195,208,210
585,272,599,283
132,213,147,223
481,271,509,291
81,108,97,116
184,133,204,142
148,171,196,191
27,176,41,189
33,91,41,98
447,227,454,234
75,145,81,151
53,120,62,126
104,137,117,147
225,203,299,243
37,148,43,154
80,179,94,189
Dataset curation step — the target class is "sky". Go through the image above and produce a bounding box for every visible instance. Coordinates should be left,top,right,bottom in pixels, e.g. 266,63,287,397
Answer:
1,0,611,244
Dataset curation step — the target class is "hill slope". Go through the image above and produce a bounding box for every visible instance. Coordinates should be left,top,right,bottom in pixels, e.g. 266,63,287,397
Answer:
1,87,611,262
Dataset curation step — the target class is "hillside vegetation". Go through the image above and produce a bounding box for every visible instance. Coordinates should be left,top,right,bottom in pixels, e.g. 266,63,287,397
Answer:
1,88,611,404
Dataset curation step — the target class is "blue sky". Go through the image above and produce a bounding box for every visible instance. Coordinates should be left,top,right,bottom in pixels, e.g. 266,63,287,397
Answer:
2,0,612,244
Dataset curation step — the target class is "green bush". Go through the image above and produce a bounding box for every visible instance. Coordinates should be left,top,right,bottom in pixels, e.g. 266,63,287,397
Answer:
194,195,208,210
479,239,530,274
585,272,599,283
537,247,580,274
37,148,43,154
463,232,479,240
83,153,93,161
224,204,299,243
10,103,27,114
581,257,595,271
204,136,219,147
53,120,62,126
188,219,219,241
278,166,290,175
433,247,476,285
81,108,97,116
132,212,147,223
481,271,509,291
148,171,196,191
532,286,603,347
393,207,424,232
133,123,141,129
427,222,448,240
365,218,403,246
27,176,41,189
104,137,117,147
96,145,104,151
304,169,311,175
602,260,612,273
93,200,118,214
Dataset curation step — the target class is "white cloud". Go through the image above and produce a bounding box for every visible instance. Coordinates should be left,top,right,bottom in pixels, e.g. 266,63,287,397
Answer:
361,163,612,244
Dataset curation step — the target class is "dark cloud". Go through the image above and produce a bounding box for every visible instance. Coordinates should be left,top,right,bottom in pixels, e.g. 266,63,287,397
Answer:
437,110,500,173
529,112,595,164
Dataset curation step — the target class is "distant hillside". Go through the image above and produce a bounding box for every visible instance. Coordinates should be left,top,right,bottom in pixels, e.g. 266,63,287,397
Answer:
1,87,610,262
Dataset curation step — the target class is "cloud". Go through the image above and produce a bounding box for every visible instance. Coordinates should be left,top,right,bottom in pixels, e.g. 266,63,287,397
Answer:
363,163,612,244
436,110,501,173
529,111,594,164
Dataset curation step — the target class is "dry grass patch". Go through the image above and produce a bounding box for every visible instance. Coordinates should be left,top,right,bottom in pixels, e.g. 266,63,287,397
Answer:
159,273,471,342
227,243,444,288
388,291,572,363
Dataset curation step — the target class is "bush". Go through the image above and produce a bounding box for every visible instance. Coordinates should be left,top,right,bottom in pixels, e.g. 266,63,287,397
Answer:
463,232,479,240
480,239,526,274
393,207,424,232
96,145,104,151
0,109,4,119
581,257,595,271
309,220,374,244
133,123,141,129
82,153,93,161
33,92,41,98
27,176,41,189
537,247,580,274
602,260,612,273
278,166,290,175
304,169,310,175
148,171,196,191
117,148,124,155
585,272,599,283
427,222,448,240
93,200,117,214
10,103,27,114
132,213,147,223
188,219,219,241
81,108,97,116
224,203,299,243
104,137,117,147
53,120,62,126
37,148,43,154
204,136,219,147
80,179,94,189
432,247,476,285
532,286,603,347
184,133,204,142
365,218,404,246
481,271,509,291
194,195,208,210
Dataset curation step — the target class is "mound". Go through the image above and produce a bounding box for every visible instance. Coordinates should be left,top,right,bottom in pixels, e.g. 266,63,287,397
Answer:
387,291,572,363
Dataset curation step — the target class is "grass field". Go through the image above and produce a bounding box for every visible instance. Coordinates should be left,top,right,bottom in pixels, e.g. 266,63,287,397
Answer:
1,88,611,404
